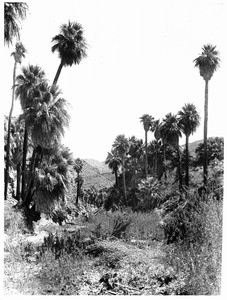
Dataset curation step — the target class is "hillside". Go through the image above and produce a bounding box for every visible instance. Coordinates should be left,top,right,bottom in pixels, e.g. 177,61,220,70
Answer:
81,159,114,189
80,138,223,189
182,139,203,154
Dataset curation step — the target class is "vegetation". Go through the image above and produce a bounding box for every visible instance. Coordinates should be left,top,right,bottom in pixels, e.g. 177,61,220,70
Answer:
194,44,220,187
4,2,28,46
4,3,223,296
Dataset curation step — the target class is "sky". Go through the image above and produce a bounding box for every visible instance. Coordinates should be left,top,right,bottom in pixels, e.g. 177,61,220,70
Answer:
2,0,227,161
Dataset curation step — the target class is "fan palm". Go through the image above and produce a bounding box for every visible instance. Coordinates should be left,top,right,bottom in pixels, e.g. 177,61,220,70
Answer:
112,135,129,204
140,114,155,178
15,65,46,200
178,103,200,186
5,42,26,200
4,2,28,46
153,119,161,177
194,44,220,186
74,158,83,204
30,145,74,217
106,149,121,187
51,21,87,86
160,113,182,190
22,84,70,207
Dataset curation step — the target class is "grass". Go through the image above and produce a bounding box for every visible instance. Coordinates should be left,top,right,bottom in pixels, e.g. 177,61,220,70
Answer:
4,186,223,295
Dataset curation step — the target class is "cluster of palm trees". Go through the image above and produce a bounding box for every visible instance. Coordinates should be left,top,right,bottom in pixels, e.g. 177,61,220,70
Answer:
4,3,87,224
4,3,221,215
106,103,200,200
106,42,221,199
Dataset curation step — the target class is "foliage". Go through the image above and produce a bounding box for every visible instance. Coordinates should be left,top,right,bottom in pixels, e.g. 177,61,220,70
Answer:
4,2,28,46
33,145,74,214
52,21,87,66
136,177,162,211
194,44,220,81
4,198,26,236
195,137,224,166
162,194,222,294
160,191,207,245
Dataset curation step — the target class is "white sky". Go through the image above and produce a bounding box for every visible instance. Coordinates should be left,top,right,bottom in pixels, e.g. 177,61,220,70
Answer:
2,0,227,161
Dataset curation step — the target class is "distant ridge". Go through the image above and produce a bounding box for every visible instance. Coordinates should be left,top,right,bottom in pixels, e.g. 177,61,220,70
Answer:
81,137,223,189
81,159,114,189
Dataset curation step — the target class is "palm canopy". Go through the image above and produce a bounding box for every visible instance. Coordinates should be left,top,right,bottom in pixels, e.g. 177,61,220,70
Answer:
4,2,28,46
153,119,161,141
105,149,121,172
52,21,87,67
128,136,144,159
15,64,46,110
112,134,129,159
140,114,154,132
11,42,27,64
24,83,70,148
160,113,182,146
74,158,83,174
33,145,74,213
178,103,200,137
194,44,220,81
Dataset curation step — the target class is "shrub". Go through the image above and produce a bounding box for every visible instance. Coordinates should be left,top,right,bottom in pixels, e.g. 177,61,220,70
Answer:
160,191,207,245
161,192,223,295
4,199,26,235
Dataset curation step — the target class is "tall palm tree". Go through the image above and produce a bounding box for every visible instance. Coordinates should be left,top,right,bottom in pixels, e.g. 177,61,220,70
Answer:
4,2,28,46
15,65,46,201
127,136,144,187
112,135,129,204
153,119,161,177
21,83,70,207
105,149,121,187
194,44,220,187
161,113,182,190
51,21,87,86
140,114,154,178
178,103,200,187
5,42,26,200
74,158,83,205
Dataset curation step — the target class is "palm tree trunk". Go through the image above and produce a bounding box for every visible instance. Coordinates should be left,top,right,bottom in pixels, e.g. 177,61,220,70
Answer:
122,159,127,205
145,130,148,178
185,134,189,187
155,141,158,177
203,80,209,187
5,61,17,200
114,170,118,187
76,173,80,205
21,124,28,201
16,163,21,200
177,144,183,192
163,141,167,180
53,61,64,86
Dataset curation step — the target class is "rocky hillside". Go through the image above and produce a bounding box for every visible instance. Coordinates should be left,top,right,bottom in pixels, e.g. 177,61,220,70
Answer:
81,159,114,189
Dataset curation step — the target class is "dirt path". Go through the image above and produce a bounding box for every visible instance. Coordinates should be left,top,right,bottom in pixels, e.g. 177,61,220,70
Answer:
4,239,175,295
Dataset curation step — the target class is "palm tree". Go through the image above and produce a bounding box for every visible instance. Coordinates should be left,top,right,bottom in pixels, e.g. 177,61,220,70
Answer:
23,145,74,227
140,114,154,178
161,113,182,190
4,2,28,46
74,158,83,205
127,136,144,187
105,150,121,187
21,83,70,207
51,21,87,86
194,44,220,186
153,119,161,177
112,135,129,204
15,65,46,201
5,42,26,200
178,103,200,187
